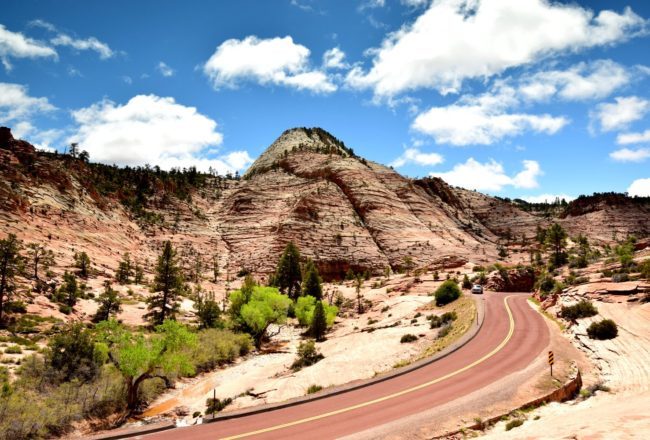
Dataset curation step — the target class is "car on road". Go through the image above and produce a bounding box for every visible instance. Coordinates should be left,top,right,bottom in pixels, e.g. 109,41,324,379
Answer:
471,284,484,294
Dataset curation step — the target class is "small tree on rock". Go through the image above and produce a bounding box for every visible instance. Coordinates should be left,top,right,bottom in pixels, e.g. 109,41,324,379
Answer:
546,223,568,267
146,241,183,326
301,259,322,300
309,300,327,341
194,288,221,329
273,242,302,299
93,281,122,323
116,252,133,284
230,286,291,348
26,243,54,280
0,234,22,324
74,251,91,278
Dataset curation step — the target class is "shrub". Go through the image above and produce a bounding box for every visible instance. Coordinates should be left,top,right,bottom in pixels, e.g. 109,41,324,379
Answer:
437,324,452,338
206,397,232,414
190,329,252,373
291,340,324,371
4,345,22,354
505,419,524,431
587,319,618,340
472,265,485,272
433,280,461,306
306,384,323,394
429,311,457,328
611,273,629,283
400,334,418,343
462,274,471,289
560,300,598,320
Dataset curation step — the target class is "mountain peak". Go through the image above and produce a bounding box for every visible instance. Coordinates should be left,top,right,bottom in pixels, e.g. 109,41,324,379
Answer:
244,127,355,178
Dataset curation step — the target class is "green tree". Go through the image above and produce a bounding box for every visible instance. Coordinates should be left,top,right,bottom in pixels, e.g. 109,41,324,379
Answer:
497,245,508,259
294,296,338,328
47,322,101,383
403,256,414,276
272,242,302,299
301,259,322,300
134,260,145,284
230,286,291,348
433,280,461,306
146,241,184,325
571,234,590,268
95,319,197,411
115,252,133,284
355,275,364,314
310,300,327,341
211,253,220,283
0,234,21,324
74,251,91,278
194,289,221,329
93,281,122,323
26,243,54,280
615,237,635,269
546,223,568,267
462,274,471,289
58,271,81,308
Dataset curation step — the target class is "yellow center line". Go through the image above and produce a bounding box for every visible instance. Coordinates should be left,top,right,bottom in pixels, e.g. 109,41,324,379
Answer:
221,295,517,440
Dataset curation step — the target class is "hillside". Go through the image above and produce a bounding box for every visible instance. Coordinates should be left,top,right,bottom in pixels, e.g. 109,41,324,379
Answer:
1,126,650,282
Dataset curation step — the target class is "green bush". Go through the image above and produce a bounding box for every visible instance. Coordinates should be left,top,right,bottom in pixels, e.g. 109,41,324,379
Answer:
400,334,418,343
433,280,461,306
560,300,598,320
190,329,252,373
206,396,232,414
429,311,457,328
587,319,618,340
4,345,22,354
306,384,323,394
291,340,324,371
437,324,452,338
505,419,524,431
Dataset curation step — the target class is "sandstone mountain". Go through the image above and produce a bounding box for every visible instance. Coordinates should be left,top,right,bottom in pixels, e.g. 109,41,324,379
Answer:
1,126,649,281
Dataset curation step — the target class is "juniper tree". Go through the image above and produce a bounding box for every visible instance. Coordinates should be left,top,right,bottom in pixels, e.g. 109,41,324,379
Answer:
0,234,22,324
146,241,183,325
26,243,54,280
273,242,302,299
301,259,322,300
116,252,133,284
74,251,91,278
309,300,327,341
93,281,122,323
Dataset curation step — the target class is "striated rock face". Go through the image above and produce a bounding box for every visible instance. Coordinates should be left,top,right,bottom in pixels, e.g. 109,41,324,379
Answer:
1,126,649,282
486,267,536,292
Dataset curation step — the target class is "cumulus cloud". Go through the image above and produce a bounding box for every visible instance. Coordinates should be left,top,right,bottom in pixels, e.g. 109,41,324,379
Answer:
412,87,567,145
591,96,650,132
203,36,336,93
617,129,650,145
518,59,631,101
390,147,444,168
431,158,542,191
627,178,650,197
156,61,175,77
0,82,56,123
0,24,57,70
346,0,645,97
610,147,650,162
323,47,348,69
520,193,575,203
68,94,251,174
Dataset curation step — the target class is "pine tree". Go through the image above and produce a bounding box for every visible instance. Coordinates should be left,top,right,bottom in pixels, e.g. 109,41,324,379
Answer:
546,223,568,267
134,260,145,284
74,251,91,278
301,259,322,300
194,288,221,329
0,234,22,324
309,300,327,341
116,252,133,284
355,275,364,314
93,281,122,322
146,241,183,325
26,243,54,280
273,242,302,299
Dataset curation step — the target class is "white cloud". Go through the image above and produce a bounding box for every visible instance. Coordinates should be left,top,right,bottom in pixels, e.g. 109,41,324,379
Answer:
50,33,114,59
157,61,175,77
359,0,386,10
203,35,336,93
610,147,650,162
518,60,630,101
68,94,251,174
591,96,650,132
0,82,56,123
346,0,645,97
0,24,57,70
431,158,542,191
617,129,650,145
122,75,133,85
323,47,348,69
412,87,567,145
401,0,429,8
520,193,575,203
390,147,444,168
627,178,650,197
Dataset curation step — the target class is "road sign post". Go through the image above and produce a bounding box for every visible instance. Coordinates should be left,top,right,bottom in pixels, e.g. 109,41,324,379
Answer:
548,350,554,376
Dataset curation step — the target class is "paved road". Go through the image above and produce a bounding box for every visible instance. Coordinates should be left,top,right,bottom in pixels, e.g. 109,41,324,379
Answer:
145,293,549,440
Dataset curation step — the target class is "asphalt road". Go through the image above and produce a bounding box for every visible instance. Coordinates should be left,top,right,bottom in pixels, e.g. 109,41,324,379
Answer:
144,293,549,440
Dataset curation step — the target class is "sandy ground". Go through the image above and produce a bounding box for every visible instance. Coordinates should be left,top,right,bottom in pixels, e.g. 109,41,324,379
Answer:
140,273,473,421
478,300,650,439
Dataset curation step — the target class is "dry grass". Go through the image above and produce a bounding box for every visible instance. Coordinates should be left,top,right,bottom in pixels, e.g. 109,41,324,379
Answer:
420,294,477,358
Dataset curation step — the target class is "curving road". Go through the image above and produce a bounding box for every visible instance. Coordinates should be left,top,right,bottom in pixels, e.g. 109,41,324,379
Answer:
144,293,549,440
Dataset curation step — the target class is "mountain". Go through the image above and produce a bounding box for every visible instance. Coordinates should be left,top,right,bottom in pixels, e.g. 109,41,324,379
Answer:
1,126,649,281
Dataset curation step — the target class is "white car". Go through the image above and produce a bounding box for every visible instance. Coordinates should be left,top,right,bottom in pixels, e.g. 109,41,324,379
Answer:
471,284,484,294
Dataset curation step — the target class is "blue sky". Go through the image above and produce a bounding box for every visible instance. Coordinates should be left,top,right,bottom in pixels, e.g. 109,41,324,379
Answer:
1,0,650,201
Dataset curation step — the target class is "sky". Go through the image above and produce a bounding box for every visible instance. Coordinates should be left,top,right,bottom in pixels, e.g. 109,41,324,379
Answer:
1,0,650,201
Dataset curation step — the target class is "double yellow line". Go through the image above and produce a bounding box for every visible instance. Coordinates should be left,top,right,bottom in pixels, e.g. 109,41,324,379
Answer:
222,296,516,439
